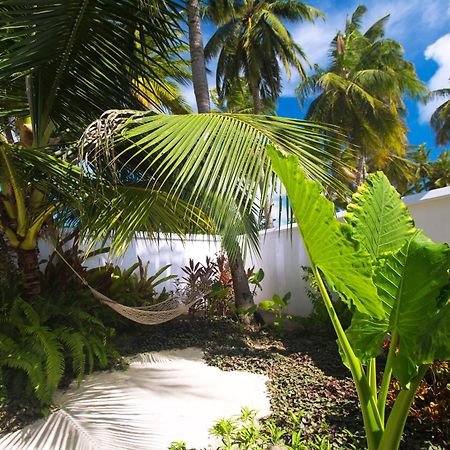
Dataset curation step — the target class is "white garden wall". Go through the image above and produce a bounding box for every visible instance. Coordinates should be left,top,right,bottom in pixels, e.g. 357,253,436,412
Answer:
40,186,450,317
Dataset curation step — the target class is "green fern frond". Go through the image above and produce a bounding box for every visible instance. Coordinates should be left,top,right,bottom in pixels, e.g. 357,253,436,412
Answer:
57,328,86,383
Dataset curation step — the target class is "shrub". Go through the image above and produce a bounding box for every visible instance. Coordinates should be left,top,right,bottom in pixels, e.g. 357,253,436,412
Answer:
0,273,116,408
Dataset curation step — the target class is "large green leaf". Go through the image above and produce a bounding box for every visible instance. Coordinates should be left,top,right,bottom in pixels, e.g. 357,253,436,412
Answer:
347,231,450,386
268,148,383,318
345,171,415,259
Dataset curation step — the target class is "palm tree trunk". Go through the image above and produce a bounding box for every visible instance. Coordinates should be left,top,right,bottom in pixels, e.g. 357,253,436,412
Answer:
187,0,210,113
229,250,254,311
356,152,368,185
248,77,262,115
186,4,255,317
17,247,41,298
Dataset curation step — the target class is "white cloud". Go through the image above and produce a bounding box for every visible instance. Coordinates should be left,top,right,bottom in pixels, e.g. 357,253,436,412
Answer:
418,33,450,124
282,0,450,97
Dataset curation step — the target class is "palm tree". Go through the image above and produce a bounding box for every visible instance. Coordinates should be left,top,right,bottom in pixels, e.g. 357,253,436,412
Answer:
205,0,323,114
211,77,276,114
297,6,426,185
186,0,211,113
426,84,450,146
1,0,348,304
205,0,322,227
0,0,186,296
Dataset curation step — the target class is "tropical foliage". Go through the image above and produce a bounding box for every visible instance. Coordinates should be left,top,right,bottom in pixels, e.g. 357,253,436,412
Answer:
269,149,449,450
0,0,187,295
205,0,323,113
297,6,426,184
0,274,115,406
426,84,450,146
80,111,346,255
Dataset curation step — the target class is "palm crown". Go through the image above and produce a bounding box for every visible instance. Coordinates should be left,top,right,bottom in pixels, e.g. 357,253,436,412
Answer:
205,0,323,113
297,6,426,183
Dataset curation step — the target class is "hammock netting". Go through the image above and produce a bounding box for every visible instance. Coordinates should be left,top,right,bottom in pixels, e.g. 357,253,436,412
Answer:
53,248,204,325
88,286,203,325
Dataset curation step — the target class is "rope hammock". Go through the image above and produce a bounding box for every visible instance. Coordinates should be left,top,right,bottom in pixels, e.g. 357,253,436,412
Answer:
54,248,203,325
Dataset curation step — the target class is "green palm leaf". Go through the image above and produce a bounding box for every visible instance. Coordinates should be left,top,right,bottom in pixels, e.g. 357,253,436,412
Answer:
0,0,183,142
81,111,349,247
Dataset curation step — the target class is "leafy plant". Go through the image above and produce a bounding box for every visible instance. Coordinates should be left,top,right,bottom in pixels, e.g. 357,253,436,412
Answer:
269,148,449,450
0,271,116,408
302,266,352,332
247,268,265,295
209,407,340,449
258,292,292,328
86,258,175,307
180,256,235,317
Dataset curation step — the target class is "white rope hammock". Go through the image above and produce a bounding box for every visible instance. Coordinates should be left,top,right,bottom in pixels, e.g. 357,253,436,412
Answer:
54,249,203,325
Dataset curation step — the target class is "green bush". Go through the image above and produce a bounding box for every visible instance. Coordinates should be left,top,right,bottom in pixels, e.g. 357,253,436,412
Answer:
0,273,116,408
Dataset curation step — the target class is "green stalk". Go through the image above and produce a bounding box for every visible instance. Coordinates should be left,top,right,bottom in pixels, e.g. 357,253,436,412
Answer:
0,145,27,236
368,358,377,400
378,364,429,450
377,329,398,421
312,265,383,449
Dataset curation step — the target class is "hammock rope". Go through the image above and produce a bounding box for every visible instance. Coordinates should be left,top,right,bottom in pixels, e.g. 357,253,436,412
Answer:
53,248,203,325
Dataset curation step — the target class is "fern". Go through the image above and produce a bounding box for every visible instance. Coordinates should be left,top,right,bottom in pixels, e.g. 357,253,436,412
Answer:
1,268,119,408
58,328,86,382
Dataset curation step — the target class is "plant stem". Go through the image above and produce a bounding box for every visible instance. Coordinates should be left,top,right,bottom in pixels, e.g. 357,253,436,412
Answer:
378,364,429,450
368,358,377,400
377,329,398,421
312,265,383,449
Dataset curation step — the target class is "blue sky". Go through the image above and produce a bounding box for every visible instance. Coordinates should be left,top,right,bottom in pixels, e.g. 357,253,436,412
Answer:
186,0,450,157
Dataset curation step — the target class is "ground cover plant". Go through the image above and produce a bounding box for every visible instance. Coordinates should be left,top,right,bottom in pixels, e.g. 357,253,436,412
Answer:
105,319,449,449
268,148,450,450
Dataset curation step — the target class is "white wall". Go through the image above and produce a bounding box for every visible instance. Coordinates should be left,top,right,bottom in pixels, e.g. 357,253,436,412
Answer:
39,186,450,316
39,235,222,292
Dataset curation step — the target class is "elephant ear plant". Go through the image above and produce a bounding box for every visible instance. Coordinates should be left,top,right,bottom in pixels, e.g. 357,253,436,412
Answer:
268,148,450,450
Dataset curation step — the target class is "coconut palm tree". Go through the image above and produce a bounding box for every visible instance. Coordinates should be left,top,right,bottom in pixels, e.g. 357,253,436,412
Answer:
297,6,426,185
426,85,450,146
205,0,323,114
1,0,348,302
0,0,186,296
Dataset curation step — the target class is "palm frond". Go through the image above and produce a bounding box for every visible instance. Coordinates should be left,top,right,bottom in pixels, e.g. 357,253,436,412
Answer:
79,111,349,253
0,0,184,143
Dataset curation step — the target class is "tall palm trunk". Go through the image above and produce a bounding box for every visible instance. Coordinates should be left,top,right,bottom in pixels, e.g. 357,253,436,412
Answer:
248,77,262,115
17,247,41,298
186,0,255,317
187,0,210,113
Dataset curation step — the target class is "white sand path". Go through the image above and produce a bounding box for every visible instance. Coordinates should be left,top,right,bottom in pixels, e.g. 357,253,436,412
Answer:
0,348,270,450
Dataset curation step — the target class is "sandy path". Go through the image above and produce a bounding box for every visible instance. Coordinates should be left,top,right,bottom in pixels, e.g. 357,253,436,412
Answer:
0,348,270,450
